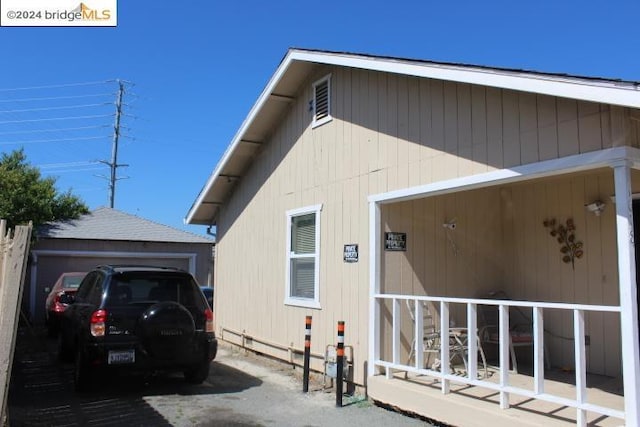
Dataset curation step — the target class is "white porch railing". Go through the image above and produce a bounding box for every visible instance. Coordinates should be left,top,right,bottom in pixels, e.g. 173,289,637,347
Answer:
373,294,623,426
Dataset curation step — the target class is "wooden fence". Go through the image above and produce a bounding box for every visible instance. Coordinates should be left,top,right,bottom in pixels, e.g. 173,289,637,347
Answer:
0,220,32,426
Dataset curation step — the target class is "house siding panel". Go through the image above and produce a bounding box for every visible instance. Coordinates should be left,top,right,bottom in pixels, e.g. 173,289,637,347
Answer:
471,85,488,175
557,98,580,157
486,87,504,169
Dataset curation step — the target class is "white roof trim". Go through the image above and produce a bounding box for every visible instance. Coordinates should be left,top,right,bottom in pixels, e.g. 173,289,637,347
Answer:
368,146,640,204
292,50,640,109
186,49,640,225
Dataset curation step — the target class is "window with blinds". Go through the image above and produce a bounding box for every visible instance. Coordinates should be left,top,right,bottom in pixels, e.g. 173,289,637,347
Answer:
312,74,332,128
291,214,315,254
286,205,322,308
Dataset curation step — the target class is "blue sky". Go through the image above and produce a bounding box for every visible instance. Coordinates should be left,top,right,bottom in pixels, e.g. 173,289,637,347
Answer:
1,0,639,237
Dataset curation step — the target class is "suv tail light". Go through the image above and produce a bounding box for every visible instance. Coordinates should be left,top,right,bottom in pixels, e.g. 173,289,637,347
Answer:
90,309,108,337
204,308,214,333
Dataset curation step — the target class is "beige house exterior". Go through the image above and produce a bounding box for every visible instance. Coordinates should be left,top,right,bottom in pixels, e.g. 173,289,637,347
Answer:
187,49,640,426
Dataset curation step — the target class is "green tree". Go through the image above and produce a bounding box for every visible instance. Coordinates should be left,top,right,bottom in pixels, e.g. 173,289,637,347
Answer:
0,149,89,230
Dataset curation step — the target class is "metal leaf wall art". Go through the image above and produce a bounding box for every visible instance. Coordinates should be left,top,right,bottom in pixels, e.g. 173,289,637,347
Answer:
543,218,584,269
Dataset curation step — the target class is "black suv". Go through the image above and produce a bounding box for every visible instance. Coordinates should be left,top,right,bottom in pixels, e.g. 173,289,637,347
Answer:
58,265,217,391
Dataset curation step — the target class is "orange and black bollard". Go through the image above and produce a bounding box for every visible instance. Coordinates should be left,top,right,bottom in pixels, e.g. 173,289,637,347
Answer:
336,321,345,407
303,315,312,393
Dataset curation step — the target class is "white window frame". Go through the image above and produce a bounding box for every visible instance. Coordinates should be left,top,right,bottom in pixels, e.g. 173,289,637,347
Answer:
285,204,322,309
311,74,332,128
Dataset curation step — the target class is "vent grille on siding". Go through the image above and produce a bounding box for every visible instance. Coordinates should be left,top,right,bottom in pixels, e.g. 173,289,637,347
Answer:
312,75,331,127
314,79,329,121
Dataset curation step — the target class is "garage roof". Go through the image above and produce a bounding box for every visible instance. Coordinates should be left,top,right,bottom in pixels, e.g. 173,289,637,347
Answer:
185,48,640,226
38,207,214,244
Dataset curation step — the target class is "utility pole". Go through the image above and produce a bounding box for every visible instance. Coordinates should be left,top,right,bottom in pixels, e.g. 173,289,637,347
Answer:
101,80,127,208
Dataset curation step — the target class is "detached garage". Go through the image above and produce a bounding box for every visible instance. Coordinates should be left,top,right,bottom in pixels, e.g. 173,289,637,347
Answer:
27,207,214,323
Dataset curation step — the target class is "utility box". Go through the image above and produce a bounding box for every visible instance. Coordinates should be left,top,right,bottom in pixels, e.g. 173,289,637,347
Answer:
324,346,350,380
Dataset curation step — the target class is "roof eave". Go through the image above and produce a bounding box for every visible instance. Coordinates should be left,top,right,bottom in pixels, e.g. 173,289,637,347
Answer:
185,49,302,225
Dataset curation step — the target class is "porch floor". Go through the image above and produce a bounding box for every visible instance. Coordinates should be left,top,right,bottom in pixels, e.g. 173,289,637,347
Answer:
368,366,624,426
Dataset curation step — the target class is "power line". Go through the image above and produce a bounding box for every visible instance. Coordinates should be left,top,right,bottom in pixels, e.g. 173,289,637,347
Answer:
38,160,101,169
0,135,109,146
0,79,136,206
0,93,114,103
0,103,111,114
0,114,112,124
0,80,114,92
0,125,109,136
43,166,108,174
37,162,107,175
40,161,99,167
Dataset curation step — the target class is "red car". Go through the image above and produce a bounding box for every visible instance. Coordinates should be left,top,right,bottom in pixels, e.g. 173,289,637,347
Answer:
45,272,87,336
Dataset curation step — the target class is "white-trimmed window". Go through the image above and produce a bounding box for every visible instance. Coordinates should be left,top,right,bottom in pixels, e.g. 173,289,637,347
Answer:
311,74,332,128
285,204,322,308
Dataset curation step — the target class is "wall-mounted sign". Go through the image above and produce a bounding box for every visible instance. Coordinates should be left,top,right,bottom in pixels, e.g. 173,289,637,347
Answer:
343,244,358,262
385,232,406,251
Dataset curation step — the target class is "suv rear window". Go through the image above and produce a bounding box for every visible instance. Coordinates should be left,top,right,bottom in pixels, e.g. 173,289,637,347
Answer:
108,272,201,308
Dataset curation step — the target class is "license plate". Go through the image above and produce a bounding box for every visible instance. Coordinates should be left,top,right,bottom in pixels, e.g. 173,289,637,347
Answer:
108,349,135,365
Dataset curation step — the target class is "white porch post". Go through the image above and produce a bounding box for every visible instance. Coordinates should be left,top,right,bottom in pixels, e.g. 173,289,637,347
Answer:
368,201,381,377
391,298,401,377
440,301,450,394
613,161,640,424
574,309,587,427
498,304,510,409
415,300,425,369
467,303,478,380
533,306,545,394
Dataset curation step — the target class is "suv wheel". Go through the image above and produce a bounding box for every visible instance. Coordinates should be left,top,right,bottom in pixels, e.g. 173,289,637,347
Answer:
184,361,210,384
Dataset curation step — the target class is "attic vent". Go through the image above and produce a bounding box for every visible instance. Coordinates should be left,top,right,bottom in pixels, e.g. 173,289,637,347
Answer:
312,75,332,128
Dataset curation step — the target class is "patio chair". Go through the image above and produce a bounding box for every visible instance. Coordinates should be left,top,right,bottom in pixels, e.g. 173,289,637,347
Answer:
477,293,550,373
406,300,488,378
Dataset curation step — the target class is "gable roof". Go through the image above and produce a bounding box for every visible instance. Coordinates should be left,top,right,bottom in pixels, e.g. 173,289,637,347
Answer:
39,207,214,244
185,48,640,226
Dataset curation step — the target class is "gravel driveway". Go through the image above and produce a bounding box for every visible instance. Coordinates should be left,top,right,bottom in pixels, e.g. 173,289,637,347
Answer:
7,330,433,426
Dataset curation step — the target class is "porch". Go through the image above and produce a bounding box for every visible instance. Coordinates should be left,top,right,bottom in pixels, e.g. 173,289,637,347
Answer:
370,294,624,426
367,147,640,426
